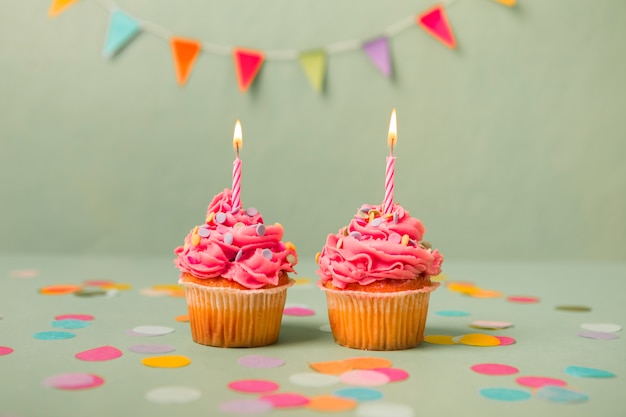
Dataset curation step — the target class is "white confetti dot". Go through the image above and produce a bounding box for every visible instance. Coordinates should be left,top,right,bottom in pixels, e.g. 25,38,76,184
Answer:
145,386,201,404
356,402,415,417
580,323,621,333
132,325,175,336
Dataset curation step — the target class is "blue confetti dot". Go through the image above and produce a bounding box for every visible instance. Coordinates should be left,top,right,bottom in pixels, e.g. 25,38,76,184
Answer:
479,388,531,402
435,310,471,317
565,366,615,378
51,319,91,329
536,386,589,403
334,387,383,402
33,331,77,340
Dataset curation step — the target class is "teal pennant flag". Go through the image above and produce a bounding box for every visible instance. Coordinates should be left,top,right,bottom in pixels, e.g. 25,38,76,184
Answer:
103,10,140,58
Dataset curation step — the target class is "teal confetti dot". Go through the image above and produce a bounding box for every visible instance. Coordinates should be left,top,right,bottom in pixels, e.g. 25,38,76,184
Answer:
334,387,383,402
480,388,531,402
51,319,91,329
435,310,470,317
537,386,589,403
565,366,616,378
33,331,76,340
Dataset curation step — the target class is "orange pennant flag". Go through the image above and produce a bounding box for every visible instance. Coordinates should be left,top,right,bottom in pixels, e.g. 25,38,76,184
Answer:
492,0,517,6
170,37,202,85
48,0,79,17
233,48,265,93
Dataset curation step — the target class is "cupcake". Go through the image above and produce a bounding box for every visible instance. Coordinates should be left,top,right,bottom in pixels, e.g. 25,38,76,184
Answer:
316,203,443,350
174,188,297,347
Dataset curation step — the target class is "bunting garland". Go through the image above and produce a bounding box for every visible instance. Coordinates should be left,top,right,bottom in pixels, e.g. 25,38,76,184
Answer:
49,0,516,93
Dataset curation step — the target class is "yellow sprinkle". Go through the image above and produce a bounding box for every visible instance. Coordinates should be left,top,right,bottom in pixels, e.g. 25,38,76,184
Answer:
336,238,343,249
285,241,296,252
191,234,201,246
274,222,283,230
206,212,214,223
315,252,321,264
401,234,410,246
100,283,132,291
368,211,376,222
192,226,199,234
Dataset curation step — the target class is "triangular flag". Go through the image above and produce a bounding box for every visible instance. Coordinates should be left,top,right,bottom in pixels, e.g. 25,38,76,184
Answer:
48,0,79,18
233,48,265,93
363,37,392,77
102,10,140,58
416,5,457,49
492,0,517,6
170,37,202,85
298,50,326,92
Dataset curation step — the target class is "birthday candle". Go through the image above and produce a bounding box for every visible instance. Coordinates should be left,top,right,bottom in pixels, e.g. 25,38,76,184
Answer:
232,120,243,209
383,109,397,214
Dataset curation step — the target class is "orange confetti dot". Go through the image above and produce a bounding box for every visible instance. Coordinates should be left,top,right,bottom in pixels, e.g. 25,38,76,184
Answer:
39,284,83,295
141,355,191,368
168,290,186,298
343,357,393,370
307,395,357,412
470,289,504,298
424,335,457,345
457,333,501,347
309,360,354,375
175,314,190,322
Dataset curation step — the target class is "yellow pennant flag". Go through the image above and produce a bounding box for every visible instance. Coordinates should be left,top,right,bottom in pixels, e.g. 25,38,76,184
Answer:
299,50,326,93
48,0,79,17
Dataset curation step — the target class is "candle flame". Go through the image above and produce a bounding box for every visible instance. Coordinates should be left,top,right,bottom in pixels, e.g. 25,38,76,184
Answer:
387,108,397,152
233,120,243,154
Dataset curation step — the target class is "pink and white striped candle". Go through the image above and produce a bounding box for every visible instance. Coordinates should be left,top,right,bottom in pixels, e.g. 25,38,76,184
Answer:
232,120,243,209
382,109,397,214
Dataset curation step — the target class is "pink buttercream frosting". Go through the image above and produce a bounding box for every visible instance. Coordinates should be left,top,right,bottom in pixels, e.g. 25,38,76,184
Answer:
317,203,443,289
174,189,297,289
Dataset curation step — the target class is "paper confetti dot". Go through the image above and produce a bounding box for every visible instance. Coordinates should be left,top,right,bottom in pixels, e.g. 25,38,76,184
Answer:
33,331,76,341
174,314,189,322
131,325,175,336
319,324,332,332
580,323,622,333
536,386,589,403
479,388,531,402
289,373,340,387
356,401,415,417
307,395,357,412
370,368,409,382
507,296,540,303
564,366,616,378
494,336,516,346
577,331,619,340
51,319,91,329
42,373,105,390
141,355,191,368
0,346,14,356
283,306,315,316
54,314,95,321
515,376,567,388
470,320,512,330
344,357,393,370
334,387,384,402
293,277,312,286
555,305,591,312
75,346,123,361
10,269,39,278
424,335,457,345
238,355,285,368
457,333,501,347
471,363,519,376
219,398,273,415
340,370,390,387
435,310,470,317
39,284,82,295
145,386,201,404
129,344,176,354
228,380,280,394
470,289,504,298
309,360,354,375
259,393,310,408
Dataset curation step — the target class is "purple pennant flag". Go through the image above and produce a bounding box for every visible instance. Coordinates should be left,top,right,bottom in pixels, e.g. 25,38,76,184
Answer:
363,36,392,77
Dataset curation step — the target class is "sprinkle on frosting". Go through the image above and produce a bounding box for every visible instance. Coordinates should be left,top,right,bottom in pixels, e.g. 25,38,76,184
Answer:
317,203,443,289
174,189,297,289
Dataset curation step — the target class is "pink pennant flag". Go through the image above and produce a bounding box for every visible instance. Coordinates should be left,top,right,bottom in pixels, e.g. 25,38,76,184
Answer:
233,48,265,93
363,37,392,77
417,5,457,49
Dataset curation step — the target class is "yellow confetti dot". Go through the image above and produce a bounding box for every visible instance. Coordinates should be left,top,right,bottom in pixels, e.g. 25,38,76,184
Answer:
294,278,311,286
141,355,191,368
457,333,501,347
446,282,480,295
101,283,132,291
307,395,357,412
152,284,183,292
470,289,504,298
424,335,457,345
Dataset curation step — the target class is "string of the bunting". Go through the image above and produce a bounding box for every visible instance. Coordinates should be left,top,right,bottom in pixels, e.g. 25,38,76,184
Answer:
48,0,516,92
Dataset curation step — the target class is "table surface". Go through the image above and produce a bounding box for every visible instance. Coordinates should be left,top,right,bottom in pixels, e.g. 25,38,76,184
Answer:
1,255,624,417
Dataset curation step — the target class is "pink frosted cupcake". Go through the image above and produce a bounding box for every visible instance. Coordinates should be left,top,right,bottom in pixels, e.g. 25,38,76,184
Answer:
174,189,297,347
317,203,443,350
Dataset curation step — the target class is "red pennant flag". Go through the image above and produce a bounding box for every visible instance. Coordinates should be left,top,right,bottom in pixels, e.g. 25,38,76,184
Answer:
233,48,265,93
171,37,202,85
417,5,457,49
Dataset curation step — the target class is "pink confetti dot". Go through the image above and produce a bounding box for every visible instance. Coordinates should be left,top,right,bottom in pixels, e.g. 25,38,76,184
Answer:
54,314,95,321
238,355,285,368
495,336,516,346
471,363,519,376
42,373,105,390
0,346,14,356
370,368,409,382
516,376,567,388
259,393,310,409
283,306,315,316
228,379,280,394
507,296,540,303
75,346,123,361
339,370,391,387
83,280,114,287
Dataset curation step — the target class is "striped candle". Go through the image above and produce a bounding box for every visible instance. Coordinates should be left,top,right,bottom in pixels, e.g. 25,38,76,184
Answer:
232,120,243,209
383,109,397,214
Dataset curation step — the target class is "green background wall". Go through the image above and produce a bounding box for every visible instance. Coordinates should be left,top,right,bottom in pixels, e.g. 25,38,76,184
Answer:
1,0,625,261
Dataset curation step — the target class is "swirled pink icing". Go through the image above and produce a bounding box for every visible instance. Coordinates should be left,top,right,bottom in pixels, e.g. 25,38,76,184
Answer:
317,203,443,289
174,189,297,289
